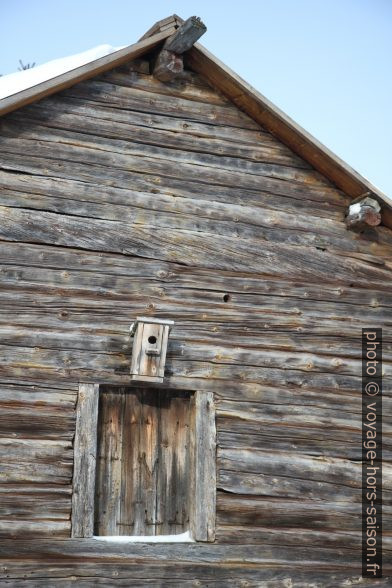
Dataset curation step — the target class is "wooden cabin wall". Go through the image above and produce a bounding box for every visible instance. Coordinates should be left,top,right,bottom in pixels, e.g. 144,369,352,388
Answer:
0,58,391,585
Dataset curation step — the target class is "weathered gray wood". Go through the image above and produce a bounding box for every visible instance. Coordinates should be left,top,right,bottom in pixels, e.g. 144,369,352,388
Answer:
0,205,391,287
119,389,141,535
191,391,216,541
135,389,159,535
62,79,259,129
164,17,206,54
216,493,392,531
0,240,391,304
157,390,192,535
153,49,184,82
0,28,176,117
185,44,392,229
153,16,206,82
0,130,335,188
94,388,124,535
138,15,181,43
130,319,173,383
71,383,99,538
102,68,230,105
0,55,391,581
345,194,381,229
95,387,192,536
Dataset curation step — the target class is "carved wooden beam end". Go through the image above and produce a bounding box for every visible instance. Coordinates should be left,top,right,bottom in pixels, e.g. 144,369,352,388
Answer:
153,49,184,82
153,16,207,82
164,16,207,54
345,195,381,230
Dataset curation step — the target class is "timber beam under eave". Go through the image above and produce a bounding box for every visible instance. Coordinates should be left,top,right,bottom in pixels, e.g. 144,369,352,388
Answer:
345,193,382,230
153,16,207,82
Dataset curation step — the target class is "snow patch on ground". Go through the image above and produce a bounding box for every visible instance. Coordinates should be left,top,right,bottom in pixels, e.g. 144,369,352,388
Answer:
93,531,194,543
0,44,123,100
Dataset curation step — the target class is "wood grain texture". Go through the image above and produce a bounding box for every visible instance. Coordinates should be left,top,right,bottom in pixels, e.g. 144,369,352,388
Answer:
0,58,391,584
0,29,176,117
191,391,216,541
94,387,192,537
71,383,99,537
186,43,392,226
0,539,391,586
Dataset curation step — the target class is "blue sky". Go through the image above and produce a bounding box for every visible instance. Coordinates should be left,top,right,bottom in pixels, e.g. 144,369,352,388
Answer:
1,0,391,196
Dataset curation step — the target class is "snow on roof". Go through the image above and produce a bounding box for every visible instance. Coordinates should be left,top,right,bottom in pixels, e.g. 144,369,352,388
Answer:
0,44,123,100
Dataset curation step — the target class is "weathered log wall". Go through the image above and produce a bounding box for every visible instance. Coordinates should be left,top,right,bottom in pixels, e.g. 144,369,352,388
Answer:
0,58,391,585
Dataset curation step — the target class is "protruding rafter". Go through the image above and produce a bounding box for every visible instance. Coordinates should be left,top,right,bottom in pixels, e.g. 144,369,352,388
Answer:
153,16,207,82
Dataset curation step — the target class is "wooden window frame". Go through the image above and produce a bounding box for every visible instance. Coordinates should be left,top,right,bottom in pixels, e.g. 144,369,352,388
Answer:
72,383,216,542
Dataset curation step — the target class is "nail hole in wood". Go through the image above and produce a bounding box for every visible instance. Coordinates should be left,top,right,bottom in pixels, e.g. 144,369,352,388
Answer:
223,294,230,302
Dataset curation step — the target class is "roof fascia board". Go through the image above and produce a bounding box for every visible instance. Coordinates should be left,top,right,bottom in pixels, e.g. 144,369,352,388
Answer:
0,28,176,118
186,43,392,227
138,14,182,42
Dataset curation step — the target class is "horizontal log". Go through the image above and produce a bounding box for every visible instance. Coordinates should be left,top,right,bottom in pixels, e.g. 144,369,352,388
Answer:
0,150,355,221
0,132,338,191
1,188,369,260
3,563,388,587
0,172,348,242
0,381,76,408
1,147,387,264
3,108,315,170
217,399,392,433
0,461,72,484
0,438,72,483
23,93,283,148
0,241,391,304
0,307,391,366
1,540,390,587
0,406,75,439
0,519,70,538
215,524,386,550
217,429,392,460
0,537,373,566
0,344,391,397
0,484,71,520
1,109,322,181
0,205,391,287
0,438,72,459
1,324,392,382
0,338,391,390
216,494,392,531
0,277,391,339
217,448,392,500
63,78,259,129
102,68,230,105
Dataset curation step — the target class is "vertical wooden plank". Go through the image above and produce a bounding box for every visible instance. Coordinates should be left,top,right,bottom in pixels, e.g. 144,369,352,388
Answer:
134,388,159,535
94,386,209,539
118,389,141,535
191,390,216,542
71,383,99,538
94,387,124,535
156,390,191,535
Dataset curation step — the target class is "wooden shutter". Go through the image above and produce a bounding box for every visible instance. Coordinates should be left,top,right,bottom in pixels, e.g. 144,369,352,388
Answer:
94,387,192,536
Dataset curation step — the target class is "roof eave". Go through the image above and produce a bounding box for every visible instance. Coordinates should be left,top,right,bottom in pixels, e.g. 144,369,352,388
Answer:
186,43,392,229
0,27,176,118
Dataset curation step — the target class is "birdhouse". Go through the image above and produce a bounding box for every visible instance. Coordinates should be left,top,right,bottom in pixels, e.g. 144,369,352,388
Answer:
129,317,174,383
